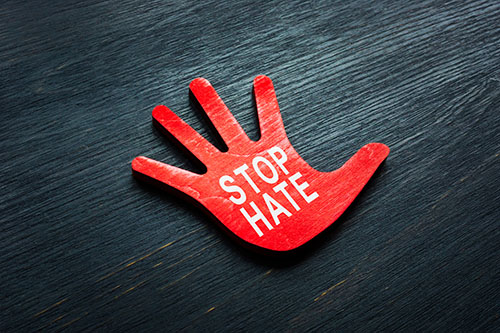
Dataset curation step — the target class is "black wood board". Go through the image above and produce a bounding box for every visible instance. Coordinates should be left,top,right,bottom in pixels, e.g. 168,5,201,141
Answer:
1,0,499,331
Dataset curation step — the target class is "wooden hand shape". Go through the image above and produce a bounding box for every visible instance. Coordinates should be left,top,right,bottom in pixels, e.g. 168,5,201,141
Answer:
132,75,389,252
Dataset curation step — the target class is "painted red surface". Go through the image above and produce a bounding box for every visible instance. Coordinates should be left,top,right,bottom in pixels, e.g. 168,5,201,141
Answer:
132,75,389,252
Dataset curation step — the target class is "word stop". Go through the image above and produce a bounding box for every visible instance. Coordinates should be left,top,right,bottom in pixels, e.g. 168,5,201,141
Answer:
219,146,319,237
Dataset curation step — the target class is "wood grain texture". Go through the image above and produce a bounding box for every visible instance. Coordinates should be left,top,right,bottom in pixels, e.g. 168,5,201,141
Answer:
1,0,499,331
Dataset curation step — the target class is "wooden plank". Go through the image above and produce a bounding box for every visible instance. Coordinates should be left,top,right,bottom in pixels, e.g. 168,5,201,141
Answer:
1,0,499,331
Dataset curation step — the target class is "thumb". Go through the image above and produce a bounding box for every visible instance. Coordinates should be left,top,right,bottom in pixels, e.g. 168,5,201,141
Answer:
337,143,390,186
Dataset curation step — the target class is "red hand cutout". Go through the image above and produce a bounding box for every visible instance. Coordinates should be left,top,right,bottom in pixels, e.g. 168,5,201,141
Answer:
132,76,389,252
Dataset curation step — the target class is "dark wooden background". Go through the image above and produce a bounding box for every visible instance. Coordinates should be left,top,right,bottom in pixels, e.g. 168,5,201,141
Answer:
1,0,499,331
